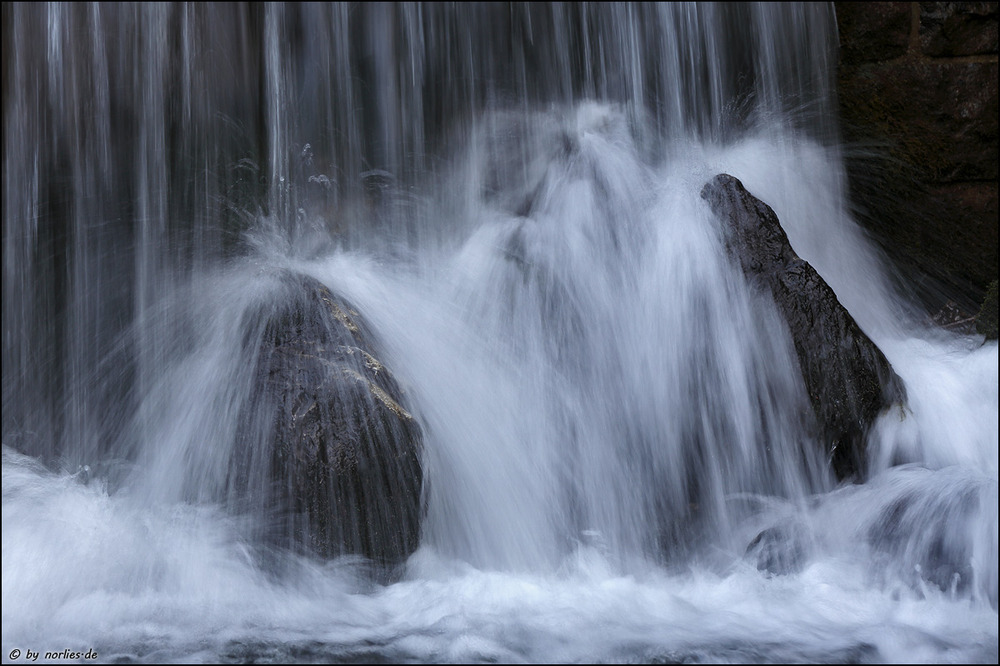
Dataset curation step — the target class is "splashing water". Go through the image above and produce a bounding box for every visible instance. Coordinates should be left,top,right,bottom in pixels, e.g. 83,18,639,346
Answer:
3,3,996,663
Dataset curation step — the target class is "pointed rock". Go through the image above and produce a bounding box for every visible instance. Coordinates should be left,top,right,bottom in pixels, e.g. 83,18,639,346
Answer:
701,174,906,480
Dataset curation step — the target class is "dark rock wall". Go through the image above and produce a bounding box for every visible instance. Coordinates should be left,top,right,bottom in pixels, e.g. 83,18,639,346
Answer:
835,2,998,320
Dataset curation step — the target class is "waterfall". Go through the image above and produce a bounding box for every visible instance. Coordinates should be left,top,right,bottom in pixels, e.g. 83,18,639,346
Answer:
3,3,996,663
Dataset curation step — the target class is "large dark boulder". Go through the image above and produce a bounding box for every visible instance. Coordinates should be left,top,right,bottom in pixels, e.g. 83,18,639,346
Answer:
231,273,423,569
700,174,907,481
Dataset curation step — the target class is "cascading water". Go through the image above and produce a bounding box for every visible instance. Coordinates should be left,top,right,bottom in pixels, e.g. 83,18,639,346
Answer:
3,3,997,663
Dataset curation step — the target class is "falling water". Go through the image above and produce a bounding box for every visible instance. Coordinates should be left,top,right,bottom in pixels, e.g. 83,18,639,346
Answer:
3,3,997,663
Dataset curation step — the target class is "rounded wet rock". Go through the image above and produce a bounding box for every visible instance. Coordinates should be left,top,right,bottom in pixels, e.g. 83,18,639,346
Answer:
231,272,423,570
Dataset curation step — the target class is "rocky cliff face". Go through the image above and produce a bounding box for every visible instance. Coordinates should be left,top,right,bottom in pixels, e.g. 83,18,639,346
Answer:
835,2,998,329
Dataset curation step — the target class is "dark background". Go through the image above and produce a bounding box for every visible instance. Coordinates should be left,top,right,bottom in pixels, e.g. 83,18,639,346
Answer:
835,2,998,324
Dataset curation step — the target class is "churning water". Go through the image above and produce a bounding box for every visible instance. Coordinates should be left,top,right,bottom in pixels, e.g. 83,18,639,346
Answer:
2,3,997,663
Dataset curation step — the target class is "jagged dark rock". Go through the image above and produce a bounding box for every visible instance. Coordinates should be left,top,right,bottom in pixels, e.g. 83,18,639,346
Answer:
700,174,907,481
232,272,423,570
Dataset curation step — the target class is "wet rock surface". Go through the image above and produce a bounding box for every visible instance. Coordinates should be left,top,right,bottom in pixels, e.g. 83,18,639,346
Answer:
868,485,980,597
745,524,809,576
701,174,907,481
232,272,423,568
